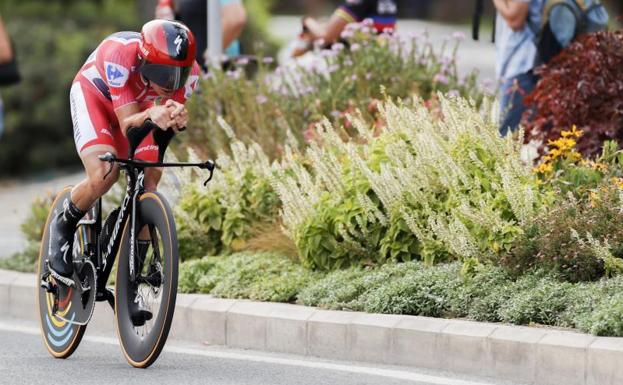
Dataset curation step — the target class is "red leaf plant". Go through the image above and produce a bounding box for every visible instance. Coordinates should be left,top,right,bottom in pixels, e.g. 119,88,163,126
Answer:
522,30,623,158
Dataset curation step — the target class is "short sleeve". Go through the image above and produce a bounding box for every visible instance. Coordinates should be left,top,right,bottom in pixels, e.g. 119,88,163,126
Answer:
103,50,136,110
335,0,373,23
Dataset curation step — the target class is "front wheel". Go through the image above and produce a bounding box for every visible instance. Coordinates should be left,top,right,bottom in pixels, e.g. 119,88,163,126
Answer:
115,192,178,368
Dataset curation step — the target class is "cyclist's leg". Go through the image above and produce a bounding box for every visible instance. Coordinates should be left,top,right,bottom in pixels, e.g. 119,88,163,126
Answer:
47,81,119,280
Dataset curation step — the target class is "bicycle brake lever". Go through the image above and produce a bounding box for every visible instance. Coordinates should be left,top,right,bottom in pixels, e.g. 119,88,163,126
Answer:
99,152,115,180
203,160,216,186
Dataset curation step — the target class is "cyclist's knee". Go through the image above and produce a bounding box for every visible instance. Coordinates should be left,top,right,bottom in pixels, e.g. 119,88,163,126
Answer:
87,165,119,197
144,167,162,192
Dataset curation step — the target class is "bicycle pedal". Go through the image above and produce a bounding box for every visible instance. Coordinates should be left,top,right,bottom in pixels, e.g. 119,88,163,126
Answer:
40,279,57,294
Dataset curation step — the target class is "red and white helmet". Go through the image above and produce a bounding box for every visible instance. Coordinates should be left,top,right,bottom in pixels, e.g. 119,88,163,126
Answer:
138,19,196,90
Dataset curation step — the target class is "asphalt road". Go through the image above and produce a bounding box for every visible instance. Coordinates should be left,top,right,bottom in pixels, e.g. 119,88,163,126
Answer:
0,317,515,385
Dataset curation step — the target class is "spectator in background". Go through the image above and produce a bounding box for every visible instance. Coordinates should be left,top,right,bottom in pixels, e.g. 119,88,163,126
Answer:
493,0,544,136
0,13,21,140
156,0,247,67
293,0,397,56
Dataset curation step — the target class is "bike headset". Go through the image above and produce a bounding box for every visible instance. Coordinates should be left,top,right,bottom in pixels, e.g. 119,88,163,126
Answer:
138,19,196,91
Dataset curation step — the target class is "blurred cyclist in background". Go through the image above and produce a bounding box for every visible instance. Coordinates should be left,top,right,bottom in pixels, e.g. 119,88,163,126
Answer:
293,0,397,57
156,0,247,68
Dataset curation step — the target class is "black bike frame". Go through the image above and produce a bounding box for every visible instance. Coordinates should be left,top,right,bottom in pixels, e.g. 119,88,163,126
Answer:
93,163,145,295
85,121,216,302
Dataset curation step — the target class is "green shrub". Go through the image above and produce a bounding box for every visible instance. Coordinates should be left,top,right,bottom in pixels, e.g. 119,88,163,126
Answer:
174,134,281,261
506,182,623,282
0,243,39,273
357,263,462,317
583,293,623,337
178,252,316,302
467,270,544,322
0,0,139,176
274,97,541,270
497,277,575,325
297,261,428,310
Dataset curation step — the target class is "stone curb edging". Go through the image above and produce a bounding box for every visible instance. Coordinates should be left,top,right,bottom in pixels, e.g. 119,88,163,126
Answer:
1,268,621,385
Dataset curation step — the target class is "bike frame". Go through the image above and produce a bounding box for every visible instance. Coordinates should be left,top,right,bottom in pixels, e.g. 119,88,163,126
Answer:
69,122,216,306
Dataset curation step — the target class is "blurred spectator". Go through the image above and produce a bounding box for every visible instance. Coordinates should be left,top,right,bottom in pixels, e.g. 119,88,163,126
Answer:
294,0,397,56
0,13,21,140
494,0,544,136
156,0,247,66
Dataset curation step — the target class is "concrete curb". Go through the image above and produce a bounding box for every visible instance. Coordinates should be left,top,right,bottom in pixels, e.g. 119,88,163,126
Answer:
1,268,620,385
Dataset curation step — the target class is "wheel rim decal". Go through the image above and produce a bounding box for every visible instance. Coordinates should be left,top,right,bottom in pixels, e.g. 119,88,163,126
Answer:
46,313,75,347
45,313,73,338
57,288,73,309
45,292,72,328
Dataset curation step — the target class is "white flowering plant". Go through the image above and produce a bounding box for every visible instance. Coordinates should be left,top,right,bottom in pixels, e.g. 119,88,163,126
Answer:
270,95,542,270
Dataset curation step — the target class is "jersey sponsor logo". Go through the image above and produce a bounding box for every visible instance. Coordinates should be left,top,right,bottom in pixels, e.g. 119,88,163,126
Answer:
104,62,129,88
184,75,199,100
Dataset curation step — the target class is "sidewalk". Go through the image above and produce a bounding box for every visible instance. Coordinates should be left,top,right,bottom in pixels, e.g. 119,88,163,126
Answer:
2,268,621,385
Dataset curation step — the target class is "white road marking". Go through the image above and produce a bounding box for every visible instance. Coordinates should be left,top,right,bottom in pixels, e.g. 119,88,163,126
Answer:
0,321,496,385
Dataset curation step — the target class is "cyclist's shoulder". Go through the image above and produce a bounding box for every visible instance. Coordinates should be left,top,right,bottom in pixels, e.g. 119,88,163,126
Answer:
95,32,141,64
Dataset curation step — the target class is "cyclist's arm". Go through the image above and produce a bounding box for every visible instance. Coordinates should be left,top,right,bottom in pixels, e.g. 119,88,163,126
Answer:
115,103,173,135
303,14,348,45
493,0,530,31
221,1,247,50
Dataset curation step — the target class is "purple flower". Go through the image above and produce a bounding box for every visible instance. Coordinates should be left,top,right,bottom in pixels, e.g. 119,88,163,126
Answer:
447,90,460,98
452,31,466,42
332,42,345,52
256,94,268,104
344,59,353,66
262,57,275,64
433,73,449,85
362,18,374,27
330,110,341,118
350,43,361,52
365,72,372,80
237,57,250,66
320,49,336,58
327,64,339,73
340,30,354,39
350,74,357,82
226,70,241,79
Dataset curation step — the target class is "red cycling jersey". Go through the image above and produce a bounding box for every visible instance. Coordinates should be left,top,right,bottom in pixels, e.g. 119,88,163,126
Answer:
70,31,200,161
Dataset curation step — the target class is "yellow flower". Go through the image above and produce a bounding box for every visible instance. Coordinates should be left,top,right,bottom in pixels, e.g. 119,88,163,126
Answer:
533,162,553,174
592,162,609,172
589,191,599,207
568,151,582,161
560,125,583,138
611,177,623,190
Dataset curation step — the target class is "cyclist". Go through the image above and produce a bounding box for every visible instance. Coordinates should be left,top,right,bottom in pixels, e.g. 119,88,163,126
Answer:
293,0,398,56
47,19,200,323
